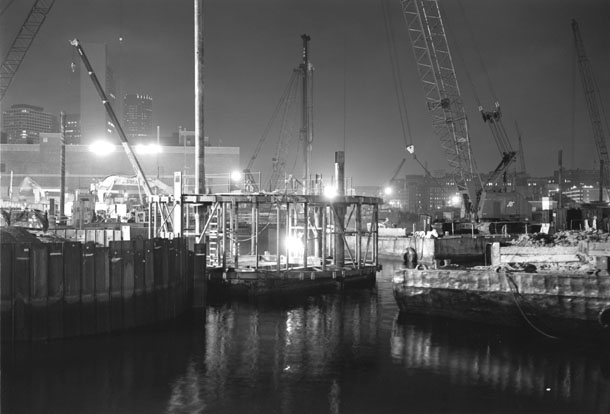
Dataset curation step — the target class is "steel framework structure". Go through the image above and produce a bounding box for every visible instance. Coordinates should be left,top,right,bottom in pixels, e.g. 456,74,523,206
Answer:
400,0,481,218
572,19,610,196
0,0,55,101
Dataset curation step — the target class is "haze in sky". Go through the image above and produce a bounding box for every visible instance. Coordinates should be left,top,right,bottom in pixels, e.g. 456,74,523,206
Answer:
2,0,609,186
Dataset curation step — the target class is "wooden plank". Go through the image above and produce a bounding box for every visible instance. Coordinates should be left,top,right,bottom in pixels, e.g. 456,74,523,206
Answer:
105,230,115,246
30,244,49,341
47,243,64,339
587,242,610,257
81,242,96,336
500,254,581,264
76,230,86,244
95,230,106,246
0,244,13,341
168,239,177,319
133,238,146,326
13,243,31,341
63,242,82,338
144,239,155,324
109,241,124,332
65,229,76,241
95,246,111,334
86,230,97,244
500,246,579,255
122,240,135,330
153,238,165,321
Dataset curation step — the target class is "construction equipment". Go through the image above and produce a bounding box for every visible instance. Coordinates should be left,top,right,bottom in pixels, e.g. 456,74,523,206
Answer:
399,0,483,220
71,39,176,234
70,38,153,201
0,0,56,101
571,19,610,199
478,102,517,190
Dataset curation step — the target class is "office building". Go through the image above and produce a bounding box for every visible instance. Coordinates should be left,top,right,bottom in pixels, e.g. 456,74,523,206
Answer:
78,42,116,144
123,94,153,143
1,104,59,144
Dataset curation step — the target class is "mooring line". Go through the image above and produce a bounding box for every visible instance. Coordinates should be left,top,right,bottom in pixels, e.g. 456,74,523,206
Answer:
504,272,559,340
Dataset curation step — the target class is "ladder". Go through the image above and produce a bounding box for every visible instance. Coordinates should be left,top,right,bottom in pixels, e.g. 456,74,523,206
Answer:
207,207,220,267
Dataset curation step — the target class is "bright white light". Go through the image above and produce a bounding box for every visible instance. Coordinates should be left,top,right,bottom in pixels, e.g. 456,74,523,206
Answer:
89,141,115,155
285,236,303,257
451,195,461,205
134,144,162,154
230,170,242,182
324,185,337,199
384,186,393,195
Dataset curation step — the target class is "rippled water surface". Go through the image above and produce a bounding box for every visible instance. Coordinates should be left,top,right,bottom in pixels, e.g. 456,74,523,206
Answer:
3,258,610,413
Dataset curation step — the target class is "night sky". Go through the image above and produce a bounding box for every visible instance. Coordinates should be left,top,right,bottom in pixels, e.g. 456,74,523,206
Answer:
1,0,609,186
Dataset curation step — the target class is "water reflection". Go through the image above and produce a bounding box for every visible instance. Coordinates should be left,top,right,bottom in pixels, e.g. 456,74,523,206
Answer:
166,291,380,414
3,258,610,414
391,314,610,413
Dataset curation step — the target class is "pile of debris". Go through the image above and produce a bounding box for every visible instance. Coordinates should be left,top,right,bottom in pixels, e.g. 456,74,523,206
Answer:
512,230,610,247
0,227,69,244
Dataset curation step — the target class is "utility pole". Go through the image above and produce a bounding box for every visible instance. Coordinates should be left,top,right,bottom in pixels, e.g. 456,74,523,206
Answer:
195,0,205,232
59,111,66,223
300,34,311,195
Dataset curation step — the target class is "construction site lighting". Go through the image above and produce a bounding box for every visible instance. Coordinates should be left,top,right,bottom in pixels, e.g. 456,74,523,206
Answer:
384,186,393,195
324,185,337,199
230,170,242,182
89,140,115,155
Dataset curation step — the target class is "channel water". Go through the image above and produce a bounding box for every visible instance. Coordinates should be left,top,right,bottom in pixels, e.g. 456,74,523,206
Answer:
2,258,609,413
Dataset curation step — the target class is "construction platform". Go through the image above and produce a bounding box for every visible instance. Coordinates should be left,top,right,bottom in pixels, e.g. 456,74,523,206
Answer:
179,192,383,296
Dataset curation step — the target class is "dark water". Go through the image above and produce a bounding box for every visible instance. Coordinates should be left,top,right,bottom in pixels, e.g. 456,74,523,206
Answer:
3,258,610,414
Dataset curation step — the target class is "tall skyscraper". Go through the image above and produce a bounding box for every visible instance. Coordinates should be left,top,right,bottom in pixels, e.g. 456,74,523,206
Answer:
64,113,82,144
123,94,153,143
1,104,59,144
78,42,116,144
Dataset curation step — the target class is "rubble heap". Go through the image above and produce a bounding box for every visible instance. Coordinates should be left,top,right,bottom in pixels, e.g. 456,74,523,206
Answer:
512,230,610,247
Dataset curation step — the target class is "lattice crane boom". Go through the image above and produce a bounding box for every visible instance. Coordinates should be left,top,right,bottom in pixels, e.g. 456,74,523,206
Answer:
399,0,482,219
0,0,56,101
571,19,610,193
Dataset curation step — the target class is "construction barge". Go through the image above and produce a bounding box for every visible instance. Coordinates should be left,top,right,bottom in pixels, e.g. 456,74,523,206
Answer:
392,232,610,339
181,192,383,297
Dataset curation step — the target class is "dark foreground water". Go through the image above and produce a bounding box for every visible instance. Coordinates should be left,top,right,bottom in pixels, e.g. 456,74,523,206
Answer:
3,258,610,414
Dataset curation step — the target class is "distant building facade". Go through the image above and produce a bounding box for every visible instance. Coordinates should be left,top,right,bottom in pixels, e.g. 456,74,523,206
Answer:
64,113,82,145
78,42,116,144
123,94,153,143
0,134,239,198
1,104,59,144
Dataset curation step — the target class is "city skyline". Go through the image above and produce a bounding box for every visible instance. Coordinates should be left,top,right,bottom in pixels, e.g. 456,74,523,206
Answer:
1,0,609,186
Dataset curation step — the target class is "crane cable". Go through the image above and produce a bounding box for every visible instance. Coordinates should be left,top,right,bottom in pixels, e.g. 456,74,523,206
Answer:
379,0,413,149
0,0,17,16
247,70,300,172
455,0,498,104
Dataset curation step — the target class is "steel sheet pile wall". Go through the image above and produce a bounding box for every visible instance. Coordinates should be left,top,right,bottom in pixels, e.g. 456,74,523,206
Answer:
1,238,199,341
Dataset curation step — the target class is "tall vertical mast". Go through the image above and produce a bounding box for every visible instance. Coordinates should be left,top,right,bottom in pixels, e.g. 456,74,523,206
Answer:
400,0,482,219
571,19,610,197
300,34,311,194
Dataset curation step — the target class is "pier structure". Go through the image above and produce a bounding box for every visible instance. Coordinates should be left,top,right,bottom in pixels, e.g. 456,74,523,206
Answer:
174,192,382,295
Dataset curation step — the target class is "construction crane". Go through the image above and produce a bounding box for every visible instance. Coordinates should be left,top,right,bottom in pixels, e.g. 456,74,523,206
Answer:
478,102,517,190
571,19,610,198
0,0,56,101
399,0,483,220
70,38,153,201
